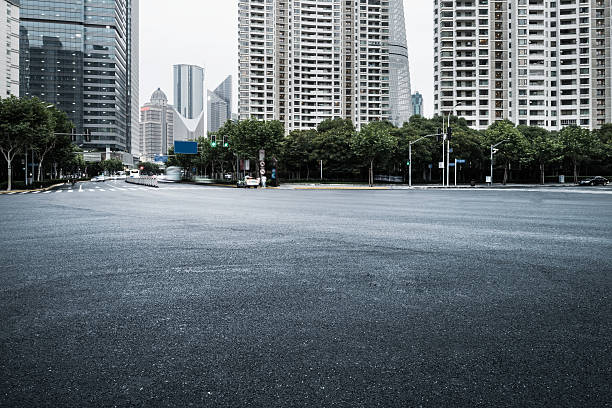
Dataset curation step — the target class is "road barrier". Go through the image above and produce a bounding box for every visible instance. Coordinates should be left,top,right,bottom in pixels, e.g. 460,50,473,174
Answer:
125,176,159,188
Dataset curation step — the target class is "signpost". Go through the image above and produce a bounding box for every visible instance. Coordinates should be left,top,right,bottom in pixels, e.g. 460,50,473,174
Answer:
174,141,198,155
154,155,169,163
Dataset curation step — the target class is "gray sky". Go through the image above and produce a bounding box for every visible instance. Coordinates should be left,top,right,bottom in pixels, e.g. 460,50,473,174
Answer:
140,0,433,117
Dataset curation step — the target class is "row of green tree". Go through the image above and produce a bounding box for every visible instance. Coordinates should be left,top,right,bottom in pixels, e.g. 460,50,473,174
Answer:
169,116,611,185
0,96,85,190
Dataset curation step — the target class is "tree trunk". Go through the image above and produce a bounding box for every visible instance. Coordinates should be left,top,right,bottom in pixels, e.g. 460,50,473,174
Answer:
503,164,508,185
540,163,545,185
6,159,12,191
573,158,578,184
38,159,44,182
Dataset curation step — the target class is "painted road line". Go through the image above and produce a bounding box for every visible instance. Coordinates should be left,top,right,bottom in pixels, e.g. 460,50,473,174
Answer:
98,189,106,192
20,192,29,195
79,185,83,192
32,191,40,194
56,190,63,193
43,191,51,194
67,190,73,193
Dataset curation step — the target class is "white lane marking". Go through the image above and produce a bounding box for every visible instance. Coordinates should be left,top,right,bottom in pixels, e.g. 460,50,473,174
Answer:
79,184,83,192
67,190,73,193
98,189,105,192
56,190,63,193
32,191,40,194
43,191,51,194
20,192,29,195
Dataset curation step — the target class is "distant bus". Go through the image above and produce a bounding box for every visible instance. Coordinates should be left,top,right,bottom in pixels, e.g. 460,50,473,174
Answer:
128,169,140,178
166,166,181,182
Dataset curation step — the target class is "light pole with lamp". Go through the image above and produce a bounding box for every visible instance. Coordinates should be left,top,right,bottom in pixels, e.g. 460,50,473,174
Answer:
490,139,509,186
409,132,441,187
446,102,462,187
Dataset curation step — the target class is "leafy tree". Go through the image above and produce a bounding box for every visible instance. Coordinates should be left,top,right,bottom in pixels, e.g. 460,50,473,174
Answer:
518,125,562,185
33,107,73,181
281,129,317,179
312,119,358,180
559,125,599,184
594,123,612,161
0,96,53,191
351,121,397,186
138,161,159,175
228,119,284,176
485,120,530,184
167,146,196,176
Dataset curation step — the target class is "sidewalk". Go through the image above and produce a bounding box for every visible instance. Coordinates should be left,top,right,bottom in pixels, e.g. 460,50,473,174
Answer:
277,183,590,190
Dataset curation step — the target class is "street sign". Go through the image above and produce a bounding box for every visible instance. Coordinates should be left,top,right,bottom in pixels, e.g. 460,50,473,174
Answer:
456,159,466,164
174,141,198,155
259,149,265,161
260,161,265,168
449,148,454,153
154,155,168,163
438,162,444,169
486,176,492,183
260,168,266,175
449,163,455,167
428,164,433,169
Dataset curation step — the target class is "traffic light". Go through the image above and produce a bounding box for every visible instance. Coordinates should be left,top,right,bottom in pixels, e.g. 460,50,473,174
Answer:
223,136,228,148
406,161,411,166
211,135,217,147
437,128,442,142
447,127,452,140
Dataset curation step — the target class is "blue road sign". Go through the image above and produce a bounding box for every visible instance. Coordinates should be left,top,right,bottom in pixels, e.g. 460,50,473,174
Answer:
174,141,198,155
428,164,433,169
456,159,466,164
154,155,168,163
449,163,456,167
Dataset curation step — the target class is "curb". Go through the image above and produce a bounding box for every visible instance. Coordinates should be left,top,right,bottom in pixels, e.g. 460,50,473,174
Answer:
1,182,65,195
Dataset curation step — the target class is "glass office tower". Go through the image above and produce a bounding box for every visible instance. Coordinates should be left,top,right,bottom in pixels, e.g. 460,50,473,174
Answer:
19,0,139,152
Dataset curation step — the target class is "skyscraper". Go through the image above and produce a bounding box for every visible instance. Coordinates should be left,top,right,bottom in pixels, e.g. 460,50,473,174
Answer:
1,0,19,98
173,64,205,120
433,0,612,131
140,88,174,162
19,0,139,153
208,75,232,132
412,92,423,117
238,0,413,131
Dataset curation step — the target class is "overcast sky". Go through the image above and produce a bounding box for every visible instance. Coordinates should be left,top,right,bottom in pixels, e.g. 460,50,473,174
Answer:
139,0,433,117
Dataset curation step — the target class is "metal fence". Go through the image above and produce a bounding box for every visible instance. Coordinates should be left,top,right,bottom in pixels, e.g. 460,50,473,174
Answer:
125,177,159,188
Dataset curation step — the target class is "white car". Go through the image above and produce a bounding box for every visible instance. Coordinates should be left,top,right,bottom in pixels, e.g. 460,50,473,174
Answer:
91,175,106,182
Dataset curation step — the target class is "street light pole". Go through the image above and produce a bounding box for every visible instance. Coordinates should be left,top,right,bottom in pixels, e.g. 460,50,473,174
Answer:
490,140,509,186
409,133,439,188
409,142,412,187
446,102,461,188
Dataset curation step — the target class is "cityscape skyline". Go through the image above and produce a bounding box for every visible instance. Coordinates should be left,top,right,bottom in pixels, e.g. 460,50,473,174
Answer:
139,0,433,117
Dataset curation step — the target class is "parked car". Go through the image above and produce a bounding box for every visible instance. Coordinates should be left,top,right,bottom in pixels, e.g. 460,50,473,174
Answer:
578,176,609,186
237,176,260,188
91,175,106,182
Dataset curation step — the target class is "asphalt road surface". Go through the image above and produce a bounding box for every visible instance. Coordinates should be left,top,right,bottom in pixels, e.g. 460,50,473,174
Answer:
1,182,611,407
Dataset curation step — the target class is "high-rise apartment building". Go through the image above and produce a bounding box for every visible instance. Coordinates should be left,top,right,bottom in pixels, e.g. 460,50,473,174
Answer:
1,0,19,98
19,0,139,153
412,92,424,116
238,0,413,132
173,64,205,120
433,0,612,131
140,88,174,162
208,75,233,132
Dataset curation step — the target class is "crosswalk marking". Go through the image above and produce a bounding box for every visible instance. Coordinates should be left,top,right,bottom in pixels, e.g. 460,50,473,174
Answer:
32,191,40,194
43,191,51,194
